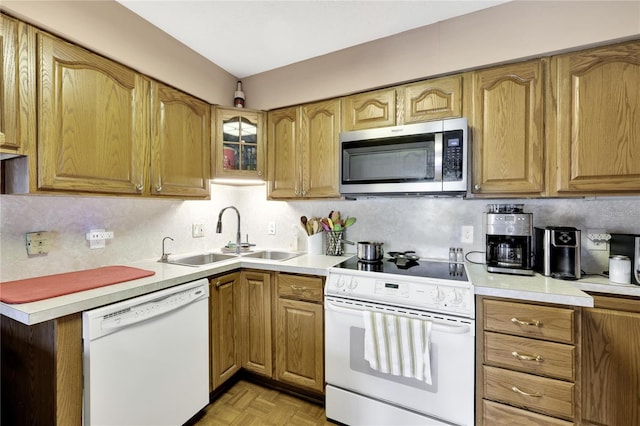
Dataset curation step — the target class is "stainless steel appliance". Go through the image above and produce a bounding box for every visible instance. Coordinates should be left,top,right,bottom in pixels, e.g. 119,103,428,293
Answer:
534,226,582,280
325,256,475,425
485,206,534,276
339,117,468,196
609,233,640,285
82,279,209,425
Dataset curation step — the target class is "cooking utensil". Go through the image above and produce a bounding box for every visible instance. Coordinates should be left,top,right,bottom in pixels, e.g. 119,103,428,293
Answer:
300,216,308,235
388,251,420,267
344,217,356,228
341,239,385,262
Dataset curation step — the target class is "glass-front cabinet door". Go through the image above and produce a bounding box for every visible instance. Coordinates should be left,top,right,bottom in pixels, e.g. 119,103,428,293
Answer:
213,107,265,180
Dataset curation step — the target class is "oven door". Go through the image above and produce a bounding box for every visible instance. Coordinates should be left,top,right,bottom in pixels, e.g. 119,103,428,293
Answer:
325,296,475,426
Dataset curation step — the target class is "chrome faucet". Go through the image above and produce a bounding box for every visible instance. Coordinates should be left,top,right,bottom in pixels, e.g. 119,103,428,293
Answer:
159,236,174,262
216,206,241,254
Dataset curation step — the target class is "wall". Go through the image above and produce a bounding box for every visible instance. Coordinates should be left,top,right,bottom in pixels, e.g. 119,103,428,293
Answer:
1,187,639,282
1,0,237,106
246,0,640,109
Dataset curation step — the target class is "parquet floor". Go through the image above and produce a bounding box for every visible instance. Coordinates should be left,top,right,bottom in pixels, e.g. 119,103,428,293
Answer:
193,380,334,425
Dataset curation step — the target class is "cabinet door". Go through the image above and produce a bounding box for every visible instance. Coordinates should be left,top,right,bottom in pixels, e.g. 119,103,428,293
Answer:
1,14,32,155
582,303,640,426
210,273,242,390
214,107,265,180
37,33,149,194
470,60,545,196
301,99,340,198
401,75,463,124
342,88,396,131
549,41,640,195
267,107,299,198
150,82,210,197
240,270,272,377
275,298,324,392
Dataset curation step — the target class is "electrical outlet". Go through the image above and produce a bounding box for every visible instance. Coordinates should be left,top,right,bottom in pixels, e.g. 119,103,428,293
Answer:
586,228,609,251
268,222,276,235
461,226,474,244
192,223,204,238
85,229,114,249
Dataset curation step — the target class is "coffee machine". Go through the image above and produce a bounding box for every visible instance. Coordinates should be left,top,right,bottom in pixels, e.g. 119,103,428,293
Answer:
485,204,534,276
534,226,582,280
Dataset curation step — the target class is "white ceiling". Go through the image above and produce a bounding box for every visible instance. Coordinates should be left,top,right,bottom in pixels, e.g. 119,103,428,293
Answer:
116,0,509,78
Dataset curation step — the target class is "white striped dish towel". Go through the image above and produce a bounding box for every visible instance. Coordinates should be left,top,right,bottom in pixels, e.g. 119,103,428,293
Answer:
363,310,433,384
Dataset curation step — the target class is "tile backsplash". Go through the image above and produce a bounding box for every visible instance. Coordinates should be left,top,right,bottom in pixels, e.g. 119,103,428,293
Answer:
1,185,638,281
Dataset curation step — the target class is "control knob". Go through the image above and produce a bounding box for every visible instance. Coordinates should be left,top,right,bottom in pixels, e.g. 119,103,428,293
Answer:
431,286,445,303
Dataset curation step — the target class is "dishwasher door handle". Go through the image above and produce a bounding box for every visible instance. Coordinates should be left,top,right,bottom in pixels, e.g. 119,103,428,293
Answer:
101,286,206,331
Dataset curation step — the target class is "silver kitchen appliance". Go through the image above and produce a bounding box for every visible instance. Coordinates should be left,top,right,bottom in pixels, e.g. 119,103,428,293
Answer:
534,226,582,280
485,205,534,276
609,233,640,285
325,256,474,426
339,117,468,196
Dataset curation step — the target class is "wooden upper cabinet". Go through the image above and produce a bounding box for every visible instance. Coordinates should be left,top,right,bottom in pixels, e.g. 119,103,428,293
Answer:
301,98,340,198
213,107,265,181
470,59,545,196
401,75,463,124
342,88,396,131
1,14,35,163
268,99,340,199
548,40,640,195
150,82,210,197
267,107,299,198
37,32,149,195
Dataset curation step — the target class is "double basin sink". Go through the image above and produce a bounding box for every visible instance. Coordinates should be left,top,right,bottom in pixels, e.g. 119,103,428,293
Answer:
166,250,301,267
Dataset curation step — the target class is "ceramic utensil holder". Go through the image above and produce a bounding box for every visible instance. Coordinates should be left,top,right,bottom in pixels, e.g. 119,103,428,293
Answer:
307,232,323,255
326,231,344,256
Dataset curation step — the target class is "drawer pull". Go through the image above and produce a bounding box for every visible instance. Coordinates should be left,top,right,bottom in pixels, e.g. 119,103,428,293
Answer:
511,386,543,398
511,317,542,327
290,285,308,292
511,351,543,362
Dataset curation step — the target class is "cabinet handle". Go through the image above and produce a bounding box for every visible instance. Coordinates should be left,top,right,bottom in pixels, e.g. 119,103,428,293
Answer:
511,317,542,327
511,386,543,398
136,184,143,192
156,185,163,192
474,184,481,190
290,285,308,292
257,170,263,177
511,351,543,362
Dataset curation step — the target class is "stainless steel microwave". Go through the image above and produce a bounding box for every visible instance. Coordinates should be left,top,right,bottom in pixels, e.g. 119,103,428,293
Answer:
339,117,468,196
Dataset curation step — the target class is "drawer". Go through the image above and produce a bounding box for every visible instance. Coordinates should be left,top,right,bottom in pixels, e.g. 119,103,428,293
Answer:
484,332,575,381
483,365,575,419
483,399,574,426
483,299,575,343
277,274,323,303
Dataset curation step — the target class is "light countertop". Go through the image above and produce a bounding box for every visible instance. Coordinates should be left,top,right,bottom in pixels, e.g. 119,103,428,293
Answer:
468,262,640,308
3,254,639,326
0,252,352,325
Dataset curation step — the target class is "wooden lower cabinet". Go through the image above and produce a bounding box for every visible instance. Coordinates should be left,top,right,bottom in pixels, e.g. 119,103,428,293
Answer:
209,272,242,391
0,313,83,426
241,270,273,377
275,273,325,393
582,294,640,426
477,297,580,425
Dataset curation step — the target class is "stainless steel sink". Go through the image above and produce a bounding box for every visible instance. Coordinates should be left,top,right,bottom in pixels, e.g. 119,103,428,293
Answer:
167,253,236,266
242,250,301,261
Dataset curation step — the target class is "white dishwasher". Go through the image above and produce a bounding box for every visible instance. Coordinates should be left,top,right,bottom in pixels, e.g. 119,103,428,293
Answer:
82,279,209,426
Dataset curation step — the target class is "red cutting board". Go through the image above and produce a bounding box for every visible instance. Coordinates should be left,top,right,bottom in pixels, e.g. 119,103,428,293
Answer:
0,266,156,304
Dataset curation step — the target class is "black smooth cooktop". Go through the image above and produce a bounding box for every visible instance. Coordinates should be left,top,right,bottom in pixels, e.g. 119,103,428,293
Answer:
334,257,468,282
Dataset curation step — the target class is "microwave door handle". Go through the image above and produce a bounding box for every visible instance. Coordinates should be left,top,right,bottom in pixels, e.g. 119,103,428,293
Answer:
434,133,443,181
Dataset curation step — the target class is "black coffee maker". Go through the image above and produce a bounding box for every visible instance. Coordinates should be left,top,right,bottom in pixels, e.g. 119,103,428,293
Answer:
485,205,534,276
534,226,582,280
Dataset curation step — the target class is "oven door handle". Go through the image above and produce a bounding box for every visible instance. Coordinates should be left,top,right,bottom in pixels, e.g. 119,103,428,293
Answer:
325,300,472,335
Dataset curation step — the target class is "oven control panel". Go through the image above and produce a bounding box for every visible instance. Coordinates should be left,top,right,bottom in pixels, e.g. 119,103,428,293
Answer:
326,272,474,317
